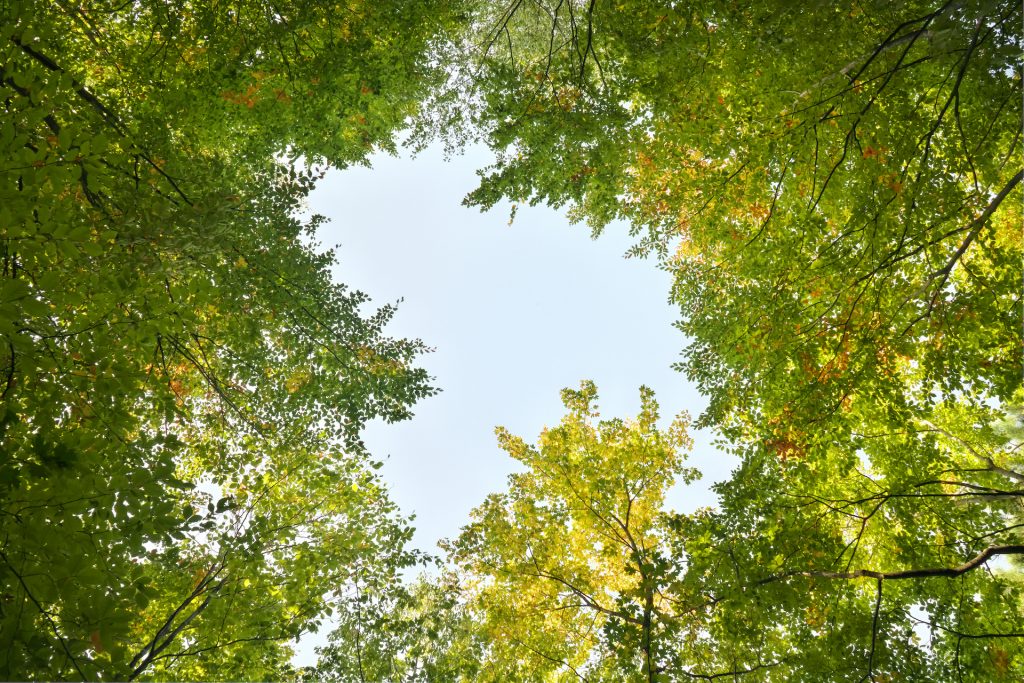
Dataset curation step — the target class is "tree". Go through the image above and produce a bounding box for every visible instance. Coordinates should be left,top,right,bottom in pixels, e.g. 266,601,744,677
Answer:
4,1,1021,678
450,0,1021,442
425,2,1023,677
308,571,485,682
446,382,696,681
0,0,459,678
441,384,1024,681
670,397,1024,681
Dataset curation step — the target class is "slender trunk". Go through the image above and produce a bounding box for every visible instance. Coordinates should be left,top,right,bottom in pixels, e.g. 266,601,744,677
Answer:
641,585,655,683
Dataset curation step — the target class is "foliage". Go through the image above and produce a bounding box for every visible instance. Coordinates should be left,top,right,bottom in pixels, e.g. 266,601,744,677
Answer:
671,398,1024,681
454,0,1021,438
3,0,1022,680
0,0,456,679
442,382,696,681
308,572,484,682
419,1,1024,679
438,384,1024,681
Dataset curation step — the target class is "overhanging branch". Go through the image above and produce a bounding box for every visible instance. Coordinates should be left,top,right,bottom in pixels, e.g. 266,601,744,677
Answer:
761,544,1024,584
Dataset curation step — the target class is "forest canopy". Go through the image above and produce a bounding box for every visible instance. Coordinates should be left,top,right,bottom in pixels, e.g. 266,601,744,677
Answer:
0,0,1021,681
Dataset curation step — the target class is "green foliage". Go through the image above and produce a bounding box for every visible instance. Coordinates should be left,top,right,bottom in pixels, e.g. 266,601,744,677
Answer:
442,382,695,681
309,572,485,682
416,1,1023,680
453,0,1021,440
438,384,1024,681
0,0,455,679
3,0,1022,680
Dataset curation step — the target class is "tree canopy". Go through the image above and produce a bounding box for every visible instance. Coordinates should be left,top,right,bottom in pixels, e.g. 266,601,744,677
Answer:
416,0,1022,679
313,383,1023,681
0,0,455,678
2,0,1021,680
413,1,1021,679
447,383,695,681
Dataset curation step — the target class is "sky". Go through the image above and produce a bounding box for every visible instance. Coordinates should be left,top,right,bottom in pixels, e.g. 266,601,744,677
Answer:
292,141,737,663
309,142,737,554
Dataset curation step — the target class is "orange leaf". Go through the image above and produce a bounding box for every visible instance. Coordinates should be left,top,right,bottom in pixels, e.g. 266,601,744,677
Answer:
90,629,104,653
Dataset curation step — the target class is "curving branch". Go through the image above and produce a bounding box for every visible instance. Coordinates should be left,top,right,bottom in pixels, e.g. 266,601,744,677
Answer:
927,168,1023,287
0,548,89,681
511,636,593,682
761,544,1024,584
902,167,1023,332
676,661,780,680
523,564,642,626
126,560,226,680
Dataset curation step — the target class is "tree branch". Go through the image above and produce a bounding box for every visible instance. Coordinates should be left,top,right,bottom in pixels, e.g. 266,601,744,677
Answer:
0,549,89,681
762,544,1024,584
126,560,225,679
676,661,780,680
863,578,883,683
927,168,1023,286
8,35,194,206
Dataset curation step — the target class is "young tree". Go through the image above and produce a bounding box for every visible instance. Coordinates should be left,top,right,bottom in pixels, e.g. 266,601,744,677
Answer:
447,382,696,681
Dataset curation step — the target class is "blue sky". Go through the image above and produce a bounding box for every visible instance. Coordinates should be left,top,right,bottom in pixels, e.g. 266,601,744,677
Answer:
308,142,737,555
